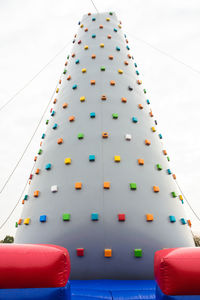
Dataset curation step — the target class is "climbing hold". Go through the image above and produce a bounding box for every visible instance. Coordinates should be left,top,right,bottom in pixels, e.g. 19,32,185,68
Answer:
91,213,99,221
40,215,47,223
143,89,147,94
126,45,130,50
179,195,183,200
138,104,143,109
77,248,84,256
187,220,192,227
146,99,150,104
67,75,71,80
151,127,156,132
171,192,177,198
45,163,51,170
102,132,108,138
56,88,59,93
116,46,120,51
145,139,151,145
146,214,154,221
158,133,163,139
63,214,71,221
172,174,176,180
138,159,144,165
128,86,133,91
104,249,112,257
75,182,82,190
180,218,187,225
163,150,167,155
100,43,104,48
153,186,159,193
91,80,96,85
34,156,37,161
78,133,84,139
107,35,112,39
51,111,55,116
89,155,95,161
64,158,71,165
24,218,30,225
84,28,88,32
156,164,162,170
101,95,107,100
121,97,127,103
75,59,79,64
113,28,118,32
91,54,96,59
118,214,125,221
134,63,137,68
136,70,139,75
112,113,118,119
72,84,77,90
80,96,85,102
99,25,103,29
100,66,106,71
24,195,28,200
78,40,82,44
84,45,89,50
62,103,68,108
114,155,121,162
33,190,39,197
80,24,84,28
82,68,87,73
134,249,142,258
104,182,110,189
130,183,137,190
92,17,96,21
110,80,115,86
53,98,57,104
18,219,22,225
125,134,132,140
109,55,114,60
69,116,75,122
92,34,96,38
35,168,40,175
51,185,58,193
167,169,172,175
132,117,138,123
90,112,96,118
106,18,110,21
118,69,123,74
169,216,176,223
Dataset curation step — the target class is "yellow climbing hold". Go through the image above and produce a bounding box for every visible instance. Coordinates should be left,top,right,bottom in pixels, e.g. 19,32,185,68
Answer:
80,96,85,102
100,43,104,48
82,68,87,73
118,69,123,74
84,45,89,50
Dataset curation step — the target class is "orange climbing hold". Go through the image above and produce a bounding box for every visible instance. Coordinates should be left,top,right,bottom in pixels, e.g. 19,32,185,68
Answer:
124,61,129,65
187,220,192,227
163,150,167,155
63,103,68,109
172,174,176,180
67,75,71,80
102,132,108,138
34,156,37,162
121,97,127,103
53,98,57,104
99,25,103,29
104,182,110,189
91,80,96,85
35,168,40,175
146,214,154,221
107,35,112,39
75,182,82,190
138,104,143,109
33,190,39,197
57,138,63,144
145,139,151,145
138,159,144,165
59,80,61,84
127,54,132,59
153,186,160,193
18,219,22,225
85,28,88,32
110,80,115,86
91,54,96,59
149,111,153,117
69,116,75,122
109,55,114,60
72,53,75,57
101,95,107,100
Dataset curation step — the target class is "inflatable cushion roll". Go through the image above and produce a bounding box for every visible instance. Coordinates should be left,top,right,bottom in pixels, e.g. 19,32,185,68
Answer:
154,248,200,295
0,244,70,289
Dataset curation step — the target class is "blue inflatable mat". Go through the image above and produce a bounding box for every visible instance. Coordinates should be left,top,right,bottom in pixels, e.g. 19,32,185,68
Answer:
71,280,156,299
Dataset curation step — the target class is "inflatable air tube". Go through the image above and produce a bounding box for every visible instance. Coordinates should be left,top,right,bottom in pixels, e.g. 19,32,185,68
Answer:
0,244,71,300
155,247,200,299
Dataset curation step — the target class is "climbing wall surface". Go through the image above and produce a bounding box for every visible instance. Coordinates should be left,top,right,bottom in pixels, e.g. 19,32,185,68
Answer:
15,12,194,279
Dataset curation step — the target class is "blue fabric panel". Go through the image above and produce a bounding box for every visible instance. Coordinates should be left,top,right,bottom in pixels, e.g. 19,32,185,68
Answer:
112,290,156,299
156,285,200,300
0,283,71,300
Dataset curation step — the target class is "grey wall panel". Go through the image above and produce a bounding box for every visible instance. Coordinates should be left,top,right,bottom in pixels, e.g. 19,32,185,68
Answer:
15,12,194,279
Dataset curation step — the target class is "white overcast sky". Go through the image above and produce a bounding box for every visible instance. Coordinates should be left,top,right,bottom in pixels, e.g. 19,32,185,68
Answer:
0,0,200,239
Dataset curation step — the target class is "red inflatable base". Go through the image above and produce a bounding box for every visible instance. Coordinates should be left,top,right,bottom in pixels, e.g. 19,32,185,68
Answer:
155,247,200,295
0,244,70,289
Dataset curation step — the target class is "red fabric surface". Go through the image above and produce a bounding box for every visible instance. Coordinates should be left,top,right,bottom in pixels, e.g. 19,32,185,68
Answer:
0,244,70,288
154,247,200,295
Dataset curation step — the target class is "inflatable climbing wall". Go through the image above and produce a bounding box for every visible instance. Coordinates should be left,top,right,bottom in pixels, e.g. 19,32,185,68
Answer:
15,12,195,279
